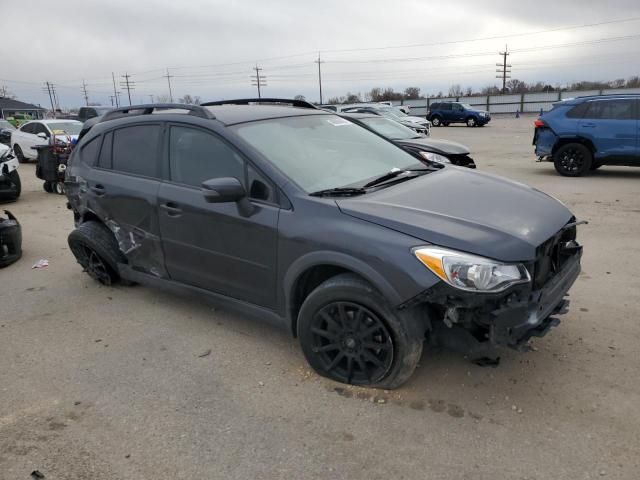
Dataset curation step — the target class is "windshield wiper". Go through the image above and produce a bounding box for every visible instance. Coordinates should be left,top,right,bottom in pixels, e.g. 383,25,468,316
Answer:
309,187,367,197
362,167,431,189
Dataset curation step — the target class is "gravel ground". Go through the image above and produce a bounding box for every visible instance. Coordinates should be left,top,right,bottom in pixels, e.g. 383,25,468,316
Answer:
1,116,639,480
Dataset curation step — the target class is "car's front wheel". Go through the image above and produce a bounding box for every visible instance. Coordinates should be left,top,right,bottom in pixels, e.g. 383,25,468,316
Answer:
8,170,21,199
553,143,592,177
13,145,26,163
297,273,424,389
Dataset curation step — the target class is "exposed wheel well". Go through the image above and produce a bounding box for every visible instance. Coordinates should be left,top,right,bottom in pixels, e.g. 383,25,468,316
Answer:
82,211,102,224
552,137,596,156
290,265,361,336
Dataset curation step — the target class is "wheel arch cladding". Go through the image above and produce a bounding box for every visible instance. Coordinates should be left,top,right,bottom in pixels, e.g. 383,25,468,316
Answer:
553,137,596,155
284,251,404,337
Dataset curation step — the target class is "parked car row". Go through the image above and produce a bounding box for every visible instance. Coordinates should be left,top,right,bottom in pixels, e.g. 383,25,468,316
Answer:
63,99,582,389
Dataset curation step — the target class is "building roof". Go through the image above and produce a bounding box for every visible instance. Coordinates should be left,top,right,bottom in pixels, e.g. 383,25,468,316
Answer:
0,97,44,111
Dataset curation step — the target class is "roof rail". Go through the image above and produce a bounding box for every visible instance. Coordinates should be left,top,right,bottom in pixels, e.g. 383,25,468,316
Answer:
100,103,215,123
201,98,319,110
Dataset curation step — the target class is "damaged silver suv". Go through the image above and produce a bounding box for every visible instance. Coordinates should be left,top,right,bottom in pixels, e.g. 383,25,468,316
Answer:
65,100,583,389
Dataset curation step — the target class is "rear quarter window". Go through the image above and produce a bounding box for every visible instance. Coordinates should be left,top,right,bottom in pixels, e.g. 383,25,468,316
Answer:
112,125,162,177
566,102,590,118
79,136,100,165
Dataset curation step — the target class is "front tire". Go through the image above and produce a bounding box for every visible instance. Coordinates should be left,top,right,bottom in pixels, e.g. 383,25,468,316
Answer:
68,221,127,286
553,143,592,177
297,273,424,389
13,145,27,163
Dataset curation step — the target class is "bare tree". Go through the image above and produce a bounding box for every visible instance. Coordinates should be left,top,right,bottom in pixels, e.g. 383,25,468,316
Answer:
404,87,421,100
448,84,463,97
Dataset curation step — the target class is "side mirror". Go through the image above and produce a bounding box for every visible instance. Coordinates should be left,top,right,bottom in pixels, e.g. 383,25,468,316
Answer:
36,132,48,139
201,177,254,216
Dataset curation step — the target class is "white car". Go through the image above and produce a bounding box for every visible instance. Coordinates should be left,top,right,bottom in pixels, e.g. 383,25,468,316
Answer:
11,119,82,163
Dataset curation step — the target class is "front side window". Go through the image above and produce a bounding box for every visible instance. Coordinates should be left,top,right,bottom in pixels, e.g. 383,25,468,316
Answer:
169,126,245,187
584,100,633,120
233,115,421,193
112,125,161,177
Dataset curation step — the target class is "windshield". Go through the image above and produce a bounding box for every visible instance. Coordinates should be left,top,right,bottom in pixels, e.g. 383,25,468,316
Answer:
360,117,420,140
47,122,82,135
460,103,473,110
233,115,421,192
0,120,16,130
391,107,408,117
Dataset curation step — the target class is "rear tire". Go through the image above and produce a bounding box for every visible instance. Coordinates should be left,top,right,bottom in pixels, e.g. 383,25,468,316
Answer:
297,273,424,389
466,117,477,127
54,181,65,195
13,145,26,163
68,221,127,286
43,181,53,193
431,116,442,127
553,143,592,177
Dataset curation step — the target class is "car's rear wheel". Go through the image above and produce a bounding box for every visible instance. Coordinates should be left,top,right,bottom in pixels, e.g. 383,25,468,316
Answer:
466,117,476,127
431,116,442,127
553,143,592,177
13,145,26,163
43,181,53,193
54,181,65,195
68,221,127,286
297,273,424,389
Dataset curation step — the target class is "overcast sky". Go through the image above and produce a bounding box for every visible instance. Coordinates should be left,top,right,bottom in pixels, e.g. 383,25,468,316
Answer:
2,0,640,108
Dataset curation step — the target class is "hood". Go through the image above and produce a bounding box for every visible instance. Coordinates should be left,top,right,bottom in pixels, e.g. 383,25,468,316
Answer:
396,137,469,155
0,143,9,157
336,168,573,262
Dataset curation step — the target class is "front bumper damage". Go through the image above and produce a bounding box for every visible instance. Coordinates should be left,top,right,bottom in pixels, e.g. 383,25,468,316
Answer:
403,248,582,357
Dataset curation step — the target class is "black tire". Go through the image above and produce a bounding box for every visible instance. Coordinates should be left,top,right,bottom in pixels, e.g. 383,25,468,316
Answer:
8,170,21,199
43,181,53,193
431,116,442,127
466,117,477,127
553,143,592,177
297,273,424,389
590,163,602,171
13,145,26,163
68,221,127,286
54,181,65,195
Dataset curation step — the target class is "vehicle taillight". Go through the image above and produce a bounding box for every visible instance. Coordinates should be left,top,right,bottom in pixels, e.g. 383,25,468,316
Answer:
534,119,545,128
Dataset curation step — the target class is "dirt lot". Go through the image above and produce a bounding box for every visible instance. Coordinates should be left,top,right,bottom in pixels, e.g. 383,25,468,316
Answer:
1,116,639,480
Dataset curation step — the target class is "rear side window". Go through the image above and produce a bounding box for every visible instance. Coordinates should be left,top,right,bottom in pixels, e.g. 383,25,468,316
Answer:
584,99,633,120
20,123,35,134
441,103,452,111
112,125,162,177
80,136,100,165
97,131,113,169
168,126,245,187
430,103,440,109
566,103,589,118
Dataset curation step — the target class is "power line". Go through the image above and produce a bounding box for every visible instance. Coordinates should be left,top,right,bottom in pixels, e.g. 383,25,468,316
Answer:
496,45,512,93
81,80,89,106
164,68,173,102
120,73,135,106
251,65,267,98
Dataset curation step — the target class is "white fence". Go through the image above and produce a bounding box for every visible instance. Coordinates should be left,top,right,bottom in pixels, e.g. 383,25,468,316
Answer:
392,88,640,116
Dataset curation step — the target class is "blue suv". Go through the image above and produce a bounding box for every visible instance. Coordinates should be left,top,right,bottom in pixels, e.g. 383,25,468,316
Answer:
427,102,491,127
533,94,639,176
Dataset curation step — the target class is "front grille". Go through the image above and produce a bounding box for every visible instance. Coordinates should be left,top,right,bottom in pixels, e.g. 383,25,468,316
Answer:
532,220,578,290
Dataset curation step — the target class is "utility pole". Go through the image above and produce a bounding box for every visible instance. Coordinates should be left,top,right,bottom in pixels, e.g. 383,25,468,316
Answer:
315,52,324,104
111,72,119,107
81,80,89,106
148,94,155,104
120,73,135,106
251,65,267,98
496,45,511,94
109,95,115,106
0,85,8,97
43,82,56,118
164,68,173,102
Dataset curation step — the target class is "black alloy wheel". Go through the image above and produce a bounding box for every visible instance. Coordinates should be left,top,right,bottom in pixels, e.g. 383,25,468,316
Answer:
553,143,592,177
75,244,114,285
308,301,394,385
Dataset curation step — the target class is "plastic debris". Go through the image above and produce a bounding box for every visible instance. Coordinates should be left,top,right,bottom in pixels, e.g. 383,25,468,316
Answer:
32,259,49,269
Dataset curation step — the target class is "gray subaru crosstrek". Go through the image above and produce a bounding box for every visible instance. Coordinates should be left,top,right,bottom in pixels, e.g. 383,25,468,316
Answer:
65,99,583,389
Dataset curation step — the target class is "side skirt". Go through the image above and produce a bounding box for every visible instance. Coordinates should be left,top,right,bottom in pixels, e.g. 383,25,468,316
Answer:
118,264,288,331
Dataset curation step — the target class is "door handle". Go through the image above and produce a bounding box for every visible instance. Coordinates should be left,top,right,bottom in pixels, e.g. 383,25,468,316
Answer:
581,122,596,128
90,184,105,195
160,202,183,216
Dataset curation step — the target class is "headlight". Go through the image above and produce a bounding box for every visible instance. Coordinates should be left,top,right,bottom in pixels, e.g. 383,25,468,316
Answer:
419,151,450,164
413,246,530,292
479,112,486,117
